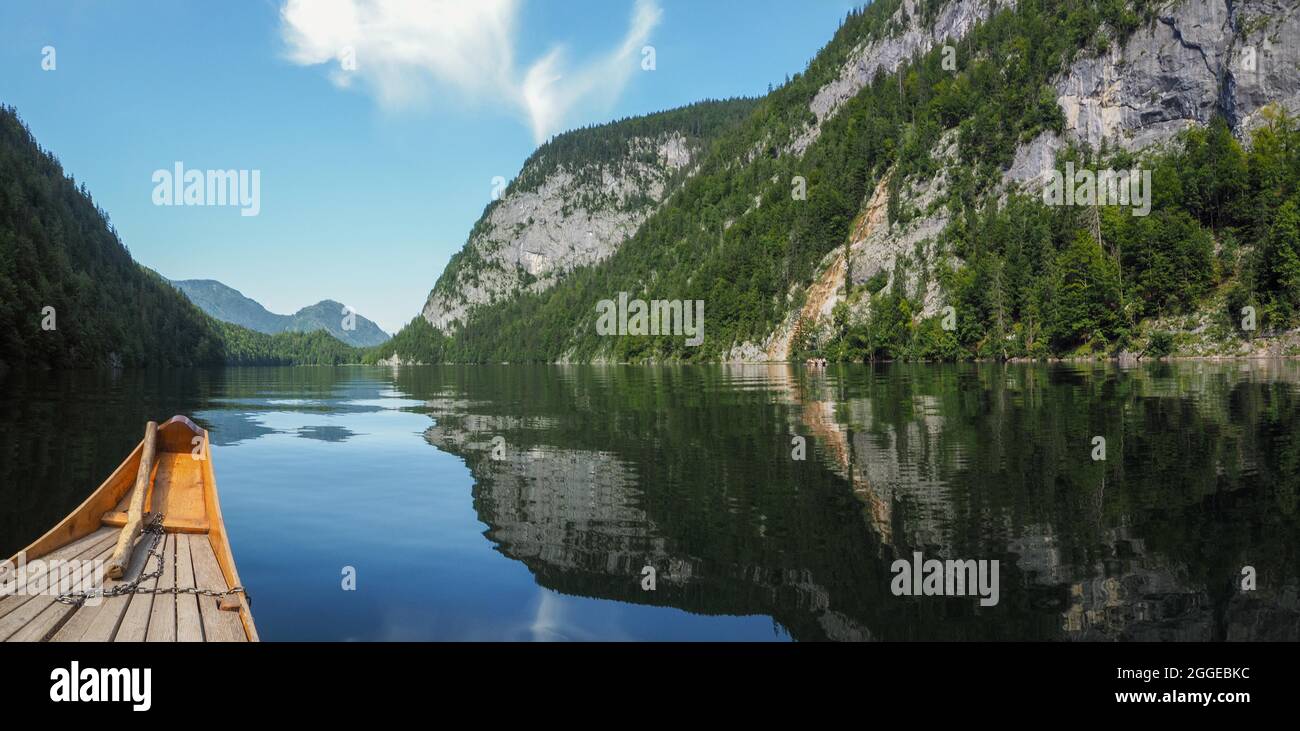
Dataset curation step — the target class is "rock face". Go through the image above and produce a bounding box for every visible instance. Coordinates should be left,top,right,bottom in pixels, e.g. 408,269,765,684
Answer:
1055,0,1300,152
1057,2,1229,150
1004,0,1300,190
421,132,697,332
1232,0,1300,127
844,136,953,316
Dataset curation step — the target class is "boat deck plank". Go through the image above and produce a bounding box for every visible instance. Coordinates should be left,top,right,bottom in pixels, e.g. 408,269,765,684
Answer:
0,526,116,619
174,532,204,642
190,535,247,642
57,532,156,641
114,537,163,642
0,533,117,641
10,531,248,642
5,542,116,642
145,534,177,642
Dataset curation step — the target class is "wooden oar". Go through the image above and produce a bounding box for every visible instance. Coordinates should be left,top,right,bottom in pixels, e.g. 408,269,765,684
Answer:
106,421,158,579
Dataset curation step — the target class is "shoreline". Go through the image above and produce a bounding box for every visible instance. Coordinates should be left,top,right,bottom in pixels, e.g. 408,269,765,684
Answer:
6,353,1300,374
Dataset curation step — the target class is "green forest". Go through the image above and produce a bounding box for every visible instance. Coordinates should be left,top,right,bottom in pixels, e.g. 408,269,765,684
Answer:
380,0,1300,364
828,111,1300,361
0,105,360,371
0,106,224,370
215,321,361,366
364,317,448,365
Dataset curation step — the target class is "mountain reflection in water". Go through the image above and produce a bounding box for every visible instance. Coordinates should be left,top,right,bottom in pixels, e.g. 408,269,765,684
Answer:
415,362,1300,641
2,362,1297,640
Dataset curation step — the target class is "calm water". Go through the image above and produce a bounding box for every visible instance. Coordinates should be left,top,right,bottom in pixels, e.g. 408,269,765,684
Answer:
2,363,1298,641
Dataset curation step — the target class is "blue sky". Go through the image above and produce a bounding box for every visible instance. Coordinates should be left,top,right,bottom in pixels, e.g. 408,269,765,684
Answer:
0,1,856,333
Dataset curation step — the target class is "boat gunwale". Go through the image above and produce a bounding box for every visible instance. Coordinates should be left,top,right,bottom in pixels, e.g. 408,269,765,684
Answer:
198,422,259,641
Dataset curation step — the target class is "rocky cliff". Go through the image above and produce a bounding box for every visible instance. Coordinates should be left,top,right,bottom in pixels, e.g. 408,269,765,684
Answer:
420,100,756,332
1057,0,1300,150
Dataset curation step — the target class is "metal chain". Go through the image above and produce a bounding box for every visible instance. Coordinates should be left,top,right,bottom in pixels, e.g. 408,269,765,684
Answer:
56,513,248,606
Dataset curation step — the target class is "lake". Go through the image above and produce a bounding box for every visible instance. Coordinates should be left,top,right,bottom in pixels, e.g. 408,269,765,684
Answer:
2,362,1298,641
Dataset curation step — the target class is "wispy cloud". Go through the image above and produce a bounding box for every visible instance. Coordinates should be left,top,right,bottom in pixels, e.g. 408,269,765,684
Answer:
279,0,661,143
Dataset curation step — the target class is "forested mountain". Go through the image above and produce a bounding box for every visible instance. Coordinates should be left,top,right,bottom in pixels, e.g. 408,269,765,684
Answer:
172,279,390,347
0,105,224,371
0,105,360,370
215,320,361,366
379,0,1300,364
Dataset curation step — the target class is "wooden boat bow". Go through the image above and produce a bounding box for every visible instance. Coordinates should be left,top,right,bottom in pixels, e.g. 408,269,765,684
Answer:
1,416,258,642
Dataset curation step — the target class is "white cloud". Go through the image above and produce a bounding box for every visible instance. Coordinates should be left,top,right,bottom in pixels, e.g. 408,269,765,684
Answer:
280,0,661,143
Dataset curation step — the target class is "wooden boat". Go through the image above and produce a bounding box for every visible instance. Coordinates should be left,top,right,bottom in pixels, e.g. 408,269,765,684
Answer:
0,416,258,642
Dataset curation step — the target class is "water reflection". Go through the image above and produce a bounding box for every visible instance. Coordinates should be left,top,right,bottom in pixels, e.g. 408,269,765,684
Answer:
296,425,357,443
2,362,1297,641
407,362,1300,641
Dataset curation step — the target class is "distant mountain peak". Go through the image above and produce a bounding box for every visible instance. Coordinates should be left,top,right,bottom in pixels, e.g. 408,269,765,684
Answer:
170,279,389,348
